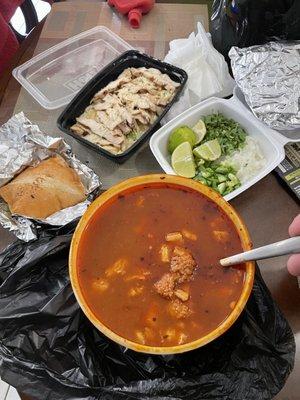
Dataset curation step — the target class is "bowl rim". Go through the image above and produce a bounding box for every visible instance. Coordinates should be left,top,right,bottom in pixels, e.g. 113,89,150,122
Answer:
69,174,255,354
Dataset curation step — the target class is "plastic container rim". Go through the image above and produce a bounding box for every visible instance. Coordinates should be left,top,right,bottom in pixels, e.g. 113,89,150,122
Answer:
12,26,133,110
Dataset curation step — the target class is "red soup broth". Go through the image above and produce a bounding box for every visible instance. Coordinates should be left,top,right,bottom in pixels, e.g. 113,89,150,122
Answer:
77,185,245,347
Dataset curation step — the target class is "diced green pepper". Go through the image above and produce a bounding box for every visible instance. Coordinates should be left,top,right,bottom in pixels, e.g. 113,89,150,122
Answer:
215,166,228,174
197,159,205,165
227,181,236,188
212,182,218,190
201,171,211,179
217,182,227,194
217,174,227,183
194,159,241,197
228,173,238,182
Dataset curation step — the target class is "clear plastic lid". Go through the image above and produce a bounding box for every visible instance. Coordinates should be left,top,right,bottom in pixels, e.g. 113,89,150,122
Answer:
13,26,133,110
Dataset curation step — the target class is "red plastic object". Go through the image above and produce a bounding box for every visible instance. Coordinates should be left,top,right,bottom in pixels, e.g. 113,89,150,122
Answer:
108,0,155,29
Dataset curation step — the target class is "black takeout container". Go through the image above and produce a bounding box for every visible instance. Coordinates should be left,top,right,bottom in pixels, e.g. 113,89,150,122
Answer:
57,50,188,163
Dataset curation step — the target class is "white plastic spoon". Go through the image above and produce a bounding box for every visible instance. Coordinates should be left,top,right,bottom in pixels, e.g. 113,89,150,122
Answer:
220,237,300,267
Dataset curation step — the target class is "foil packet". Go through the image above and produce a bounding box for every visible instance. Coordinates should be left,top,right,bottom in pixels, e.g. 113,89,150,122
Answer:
0,112,101,242
229,41,300,131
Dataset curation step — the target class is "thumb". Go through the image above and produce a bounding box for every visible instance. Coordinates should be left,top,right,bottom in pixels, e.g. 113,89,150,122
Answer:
289,214,300,237
287,254,300,276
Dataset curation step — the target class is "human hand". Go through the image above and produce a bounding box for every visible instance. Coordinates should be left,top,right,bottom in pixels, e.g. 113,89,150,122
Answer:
287,214,300,276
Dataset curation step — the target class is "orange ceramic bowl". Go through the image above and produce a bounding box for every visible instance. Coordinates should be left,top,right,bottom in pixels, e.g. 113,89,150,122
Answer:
69,174,255,354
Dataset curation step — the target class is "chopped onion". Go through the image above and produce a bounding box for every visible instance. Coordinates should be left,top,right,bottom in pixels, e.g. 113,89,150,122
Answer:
222,137,266,184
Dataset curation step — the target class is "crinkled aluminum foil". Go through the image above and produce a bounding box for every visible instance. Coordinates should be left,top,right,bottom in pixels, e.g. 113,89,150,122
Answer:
0,112,101,242
229,41,300,131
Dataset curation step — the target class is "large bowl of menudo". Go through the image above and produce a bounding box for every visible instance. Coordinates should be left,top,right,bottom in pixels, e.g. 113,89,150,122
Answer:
69,174,255,354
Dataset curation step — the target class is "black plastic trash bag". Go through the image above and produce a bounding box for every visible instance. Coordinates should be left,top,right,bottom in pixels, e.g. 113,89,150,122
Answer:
211,0,300,60
0,225,295,400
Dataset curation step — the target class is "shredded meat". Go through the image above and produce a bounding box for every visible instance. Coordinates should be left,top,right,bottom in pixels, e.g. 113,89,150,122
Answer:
168,299,192,319
154,273,175,299
154,245,197,320
170,248,197,283
71,67,179,155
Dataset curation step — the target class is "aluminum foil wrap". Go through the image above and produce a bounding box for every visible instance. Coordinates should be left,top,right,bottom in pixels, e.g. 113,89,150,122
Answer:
0,112,101,241
229,41,300,131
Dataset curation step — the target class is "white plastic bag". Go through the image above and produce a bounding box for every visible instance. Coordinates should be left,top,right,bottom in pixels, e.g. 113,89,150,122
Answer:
164,22,234,122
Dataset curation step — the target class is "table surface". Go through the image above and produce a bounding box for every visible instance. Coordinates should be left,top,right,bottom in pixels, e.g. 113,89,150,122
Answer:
0,2,299,400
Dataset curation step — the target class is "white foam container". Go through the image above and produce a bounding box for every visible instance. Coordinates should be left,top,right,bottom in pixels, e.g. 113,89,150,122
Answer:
150,95,298,201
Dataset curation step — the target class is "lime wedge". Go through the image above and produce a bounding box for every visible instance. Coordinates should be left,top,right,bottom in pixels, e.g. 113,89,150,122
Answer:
171,142,196,178
192,119,206,144
193,139,221,161
168,126,196,154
